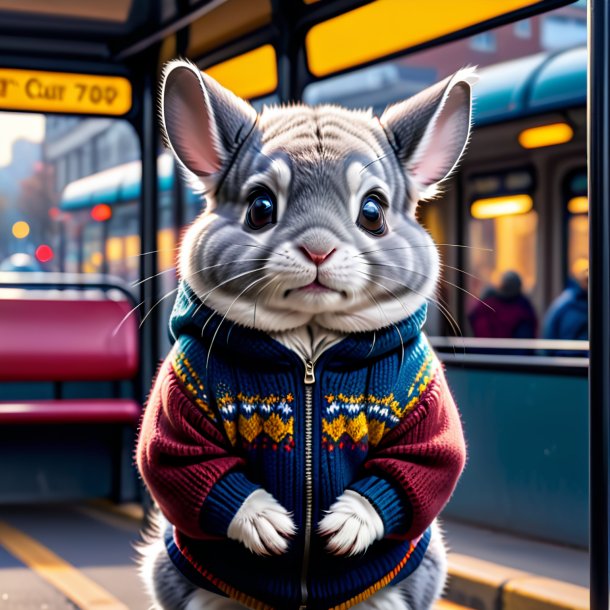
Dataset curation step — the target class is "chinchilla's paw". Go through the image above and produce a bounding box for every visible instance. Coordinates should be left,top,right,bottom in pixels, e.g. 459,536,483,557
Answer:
227,489,295,556
318,490,384,556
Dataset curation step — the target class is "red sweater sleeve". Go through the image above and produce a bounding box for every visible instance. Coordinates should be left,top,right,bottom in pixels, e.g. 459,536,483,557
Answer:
352,366,466,540
137,358,258,539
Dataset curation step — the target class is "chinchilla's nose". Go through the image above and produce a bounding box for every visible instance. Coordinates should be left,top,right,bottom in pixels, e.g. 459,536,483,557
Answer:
299,246,336,266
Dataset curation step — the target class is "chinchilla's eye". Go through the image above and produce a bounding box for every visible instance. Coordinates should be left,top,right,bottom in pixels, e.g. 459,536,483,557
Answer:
246,188,276,230
357,195,386,236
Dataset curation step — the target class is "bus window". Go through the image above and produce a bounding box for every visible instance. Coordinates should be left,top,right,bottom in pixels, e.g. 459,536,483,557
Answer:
302,2,586,338
565,169,588,281
465,167,537,310
468,208,538,298
0,111,142,282
303,3,586,109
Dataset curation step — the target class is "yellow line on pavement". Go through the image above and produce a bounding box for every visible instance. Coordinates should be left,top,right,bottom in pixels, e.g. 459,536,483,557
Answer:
0,520,129,610
446,552,589,610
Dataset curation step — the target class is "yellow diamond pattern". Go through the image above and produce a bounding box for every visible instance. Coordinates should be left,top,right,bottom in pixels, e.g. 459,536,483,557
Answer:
322,412,369,443
236,413,294,444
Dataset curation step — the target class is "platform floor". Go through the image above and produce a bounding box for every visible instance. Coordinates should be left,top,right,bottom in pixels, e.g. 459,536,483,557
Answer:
443,519,588,588
0,503,589,609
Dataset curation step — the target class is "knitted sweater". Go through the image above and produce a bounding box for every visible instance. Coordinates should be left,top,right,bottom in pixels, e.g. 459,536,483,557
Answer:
137,283,466,610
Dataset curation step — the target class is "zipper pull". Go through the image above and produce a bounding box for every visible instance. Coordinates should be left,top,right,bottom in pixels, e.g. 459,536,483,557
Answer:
304,360,315,384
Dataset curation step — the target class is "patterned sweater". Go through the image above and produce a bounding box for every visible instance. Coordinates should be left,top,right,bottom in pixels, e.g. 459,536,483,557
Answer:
137,283,466,610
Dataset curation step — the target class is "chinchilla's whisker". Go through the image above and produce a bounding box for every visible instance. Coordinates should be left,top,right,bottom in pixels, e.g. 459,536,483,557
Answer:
190,266,270,318
206,274,273,370
436,276,494,312
425,286,464,352
359,152,393,174
353,244,493,258
361,285,405,373
129,246,181,259
134,258,272,288
252,276,277,329
225,322,236,345
115,263,215,334
364,260,481,283
439,262,481,282
112,299,145,337
360,260,471,339
360,267,461,334
362,287,387,330
357,271,411,318
360,267,465,347
365,331,377,358
199,266,269,302
132,266,176,287
199,310,217,338
361,269,464,344
363,261,494,314
236,243,291,260
138,287,180,330
112,285,182,337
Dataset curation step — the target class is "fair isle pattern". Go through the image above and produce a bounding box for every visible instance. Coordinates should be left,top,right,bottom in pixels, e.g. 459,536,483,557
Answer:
322,351,438,450
215,390,295,451
171,334,296,451
172,349,217,422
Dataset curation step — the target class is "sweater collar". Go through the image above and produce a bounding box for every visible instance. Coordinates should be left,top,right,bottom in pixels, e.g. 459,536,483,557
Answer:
169,281,427,365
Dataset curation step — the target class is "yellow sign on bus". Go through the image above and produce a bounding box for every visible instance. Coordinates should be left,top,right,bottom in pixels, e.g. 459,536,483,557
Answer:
0,69,132,115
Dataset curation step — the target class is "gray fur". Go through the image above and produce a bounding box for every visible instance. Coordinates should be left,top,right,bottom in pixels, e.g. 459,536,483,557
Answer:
140,61,475,609
139,506,447,610
162,61,475,335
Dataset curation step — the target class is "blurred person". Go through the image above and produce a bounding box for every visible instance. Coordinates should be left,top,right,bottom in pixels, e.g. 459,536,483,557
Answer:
469,270,538,338
542,259,588,352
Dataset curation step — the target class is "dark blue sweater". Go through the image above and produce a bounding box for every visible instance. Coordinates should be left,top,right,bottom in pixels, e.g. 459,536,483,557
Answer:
138,283,466,609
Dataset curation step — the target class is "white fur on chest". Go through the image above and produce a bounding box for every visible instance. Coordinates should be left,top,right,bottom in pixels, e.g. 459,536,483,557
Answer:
271,323,344,362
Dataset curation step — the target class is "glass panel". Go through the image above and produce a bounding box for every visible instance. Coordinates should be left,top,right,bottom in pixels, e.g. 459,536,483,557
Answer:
303,3,586,342
205,45,277,100
304,3,586,111
306,0,549,77
566,168,588,284
0,111,141,284
568,214,588,278
466,211,538,338
470,32,497,53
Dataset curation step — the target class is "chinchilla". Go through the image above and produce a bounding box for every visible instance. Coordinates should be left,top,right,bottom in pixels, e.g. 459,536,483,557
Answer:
137,60,476,610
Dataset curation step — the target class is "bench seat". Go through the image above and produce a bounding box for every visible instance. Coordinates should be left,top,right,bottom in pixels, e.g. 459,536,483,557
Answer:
0,399,142,425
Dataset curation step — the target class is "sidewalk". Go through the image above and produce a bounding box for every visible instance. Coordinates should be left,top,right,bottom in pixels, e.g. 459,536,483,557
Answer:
443,519,589,610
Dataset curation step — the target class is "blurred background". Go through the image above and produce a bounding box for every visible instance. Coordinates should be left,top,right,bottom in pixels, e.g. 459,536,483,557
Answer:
0,1,592,609
0,1,588,346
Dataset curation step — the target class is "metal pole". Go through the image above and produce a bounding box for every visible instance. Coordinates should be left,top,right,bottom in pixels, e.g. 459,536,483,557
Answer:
588,0,609,608
273,0,302,103
138,67,160,398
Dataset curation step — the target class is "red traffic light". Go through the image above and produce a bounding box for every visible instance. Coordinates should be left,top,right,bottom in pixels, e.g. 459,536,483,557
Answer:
35,244,54,263
91,204,112,222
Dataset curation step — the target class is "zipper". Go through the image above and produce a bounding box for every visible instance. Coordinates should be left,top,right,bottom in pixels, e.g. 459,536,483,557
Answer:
299,359,315,610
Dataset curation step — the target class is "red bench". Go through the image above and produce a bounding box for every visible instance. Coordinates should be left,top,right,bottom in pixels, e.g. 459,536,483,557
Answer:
0,279,142,502
0,296,141,425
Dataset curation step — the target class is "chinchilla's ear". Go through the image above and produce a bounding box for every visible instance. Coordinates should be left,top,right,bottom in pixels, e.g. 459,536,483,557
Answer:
159,59,257,178
380,67,477,200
